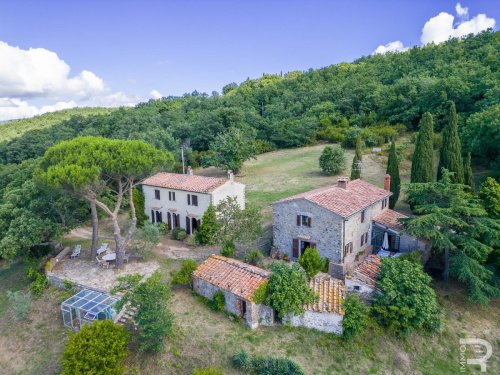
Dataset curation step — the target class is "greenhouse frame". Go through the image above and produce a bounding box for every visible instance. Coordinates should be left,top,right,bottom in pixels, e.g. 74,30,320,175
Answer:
60,289,120,330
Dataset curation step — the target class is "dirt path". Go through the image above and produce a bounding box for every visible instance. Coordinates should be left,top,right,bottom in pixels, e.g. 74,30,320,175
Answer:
155,237,218,261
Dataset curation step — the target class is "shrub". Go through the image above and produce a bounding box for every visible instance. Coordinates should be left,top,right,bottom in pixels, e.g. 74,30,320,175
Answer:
321,257,330,273
373,258,441,335
112,272,174,353
193,368,224,375
6,290,31,320
319,146,346,175
265,262,317,318
196,205,220,245
132,222,162,254
156,222,169,235
298,247,323,278
172,227,187,241
252,281,269,304
172,259,198,286
220,241,236,257
342,295,370,340
61,320,129,375
210,291,225,312
232,349,304,375
342,127,363,148
232,349,252,372
245,249,264,267
29,273,48,299
361,129,384,147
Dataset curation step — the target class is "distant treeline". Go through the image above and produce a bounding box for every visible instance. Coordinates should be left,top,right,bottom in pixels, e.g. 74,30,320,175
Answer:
0,31,498,169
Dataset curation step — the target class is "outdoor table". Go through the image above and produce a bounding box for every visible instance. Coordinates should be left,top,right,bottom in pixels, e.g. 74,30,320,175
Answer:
102,252,116,261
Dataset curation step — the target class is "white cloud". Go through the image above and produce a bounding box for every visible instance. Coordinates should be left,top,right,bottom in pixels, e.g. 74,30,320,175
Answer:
421,5,495,45
372,40,409,55
149,89,163,99
0,41,105,99
455,3,468,18
373,3,495,55
0,40,146,121
0,97,77,121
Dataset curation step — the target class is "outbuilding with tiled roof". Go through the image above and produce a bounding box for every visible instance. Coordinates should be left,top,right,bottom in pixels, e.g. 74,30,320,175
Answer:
285,273,345,335
345,255,381,300
192,255,274,329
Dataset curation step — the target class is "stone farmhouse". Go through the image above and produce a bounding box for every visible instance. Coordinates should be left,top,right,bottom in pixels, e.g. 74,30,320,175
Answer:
142,168,245,235
192,255,274,329
272,175,427,279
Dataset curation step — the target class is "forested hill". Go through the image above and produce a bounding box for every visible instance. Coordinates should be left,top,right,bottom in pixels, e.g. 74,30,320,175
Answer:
0,31,498,168
0,107,116,142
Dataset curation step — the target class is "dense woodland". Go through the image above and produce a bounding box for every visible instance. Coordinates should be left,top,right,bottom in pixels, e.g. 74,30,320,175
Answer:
0,31,498,261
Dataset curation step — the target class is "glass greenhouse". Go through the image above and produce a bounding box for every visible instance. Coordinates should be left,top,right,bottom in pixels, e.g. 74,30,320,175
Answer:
61,289,120,330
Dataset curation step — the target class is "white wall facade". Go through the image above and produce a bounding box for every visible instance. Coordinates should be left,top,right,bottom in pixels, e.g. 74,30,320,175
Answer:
143,180,245,233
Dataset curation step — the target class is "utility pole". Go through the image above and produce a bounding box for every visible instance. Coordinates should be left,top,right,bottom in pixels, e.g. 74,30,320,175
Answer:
181,146,185,174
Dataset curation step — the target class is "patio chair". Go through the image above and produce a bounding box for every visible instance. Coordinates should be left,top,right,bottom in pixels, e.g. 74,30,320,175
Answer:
123,252,130,263
96,256,109,269
96,244,108,256
70,244,81,259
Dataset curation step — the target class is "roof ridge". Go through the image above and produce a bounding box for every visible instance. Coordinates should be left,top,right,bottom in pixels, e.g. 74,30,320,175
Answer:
211,255,271,277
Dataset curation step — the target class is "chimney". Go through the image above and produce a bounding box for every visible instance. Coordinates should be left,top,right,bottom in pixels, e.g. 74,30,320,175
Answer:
384,174,391,191
227,170,234,181
187,166,193,176
337,177,349,190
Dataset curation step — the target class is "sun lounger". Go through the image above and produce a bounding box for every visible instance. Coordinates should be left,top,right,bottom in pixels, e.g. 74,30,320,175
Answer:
70,244,81,259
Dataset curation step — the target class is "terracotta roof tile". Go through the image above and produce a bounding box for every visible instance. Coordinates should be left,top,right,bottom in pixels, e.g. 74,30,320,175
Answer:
142,172,228,193
274,179,391,218
305,274,345,314
372,209,409,232
192,255,270,301
347,254,381,289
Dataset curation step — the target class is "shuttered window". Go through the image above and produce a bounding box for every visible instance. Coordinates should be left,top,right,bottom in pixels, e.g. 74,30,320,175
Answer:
169,191,176,201
361,210,366,223
154,189,160,200
296,215,312,227
292,239,299,258
187,194,198,206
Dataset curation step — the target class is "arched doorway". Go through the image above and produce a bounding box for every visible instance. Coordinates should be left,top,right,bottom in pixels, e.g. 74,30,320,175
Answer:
191,217,200,233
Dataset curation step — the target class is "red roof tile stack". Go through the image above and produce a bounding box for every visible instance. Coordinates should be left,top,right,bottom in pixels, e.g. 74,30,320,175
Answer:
372,209,409,232
305,274,345,314
142,172,228,193
274,179,391,217
192,255,270,301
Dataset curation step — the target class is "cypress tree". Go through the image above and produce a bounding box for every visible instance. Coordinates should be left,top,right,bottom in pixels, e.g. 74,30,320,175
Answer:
438,101,464,183
386,141,401,209
195,204,220,245
350,136,362,180
411,112,434,183
464,152,474,192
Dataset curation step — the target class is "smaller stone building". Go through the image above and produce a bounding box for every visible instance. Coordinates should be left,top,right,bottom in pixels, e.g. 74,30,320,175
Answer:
285,274,345,335
345,254,381,301
192,255,274,329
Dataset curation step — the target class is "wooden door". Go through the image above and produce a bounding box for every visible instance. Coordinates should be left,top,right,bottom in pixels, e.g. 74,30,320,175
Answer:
292,239,299,258
186,217,191,234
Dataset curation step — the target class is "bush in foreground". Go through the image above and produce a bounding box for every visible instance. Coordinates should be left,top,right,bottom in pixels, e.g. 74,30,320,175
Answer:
6,290,31,321
232,349,304,375
373,258,441,335
61,320,129,375
342,294,370,340
210,291,225,311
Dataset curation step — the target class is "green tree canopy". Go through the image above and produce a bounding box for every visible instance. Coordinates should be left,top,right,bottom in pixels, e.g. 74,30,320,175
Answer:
205,127,256,174
479,177,500,219
298,247,323,278
386,141,400,208
411,112,434,183
464,152,474,192
404,170,500,304
342,294,370,340
41,137,171,266
437,101,464,183
373,258,441,335
319,146,346,176
265,262,316,318
350,136,362,180
61,320,129,375
196,204,220,245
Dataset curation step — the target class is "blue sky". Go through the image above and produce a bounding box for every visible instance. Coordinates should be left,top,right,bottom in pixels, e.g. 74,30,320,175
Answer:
0,1,497,120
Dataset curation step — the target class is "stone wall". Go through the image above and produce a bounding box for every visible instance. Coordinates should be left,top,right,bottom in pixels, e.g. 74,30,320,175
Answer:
345,279,376,301
272,199,344,262
193,276,273,329
47,273,106,293
285,310,343,335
